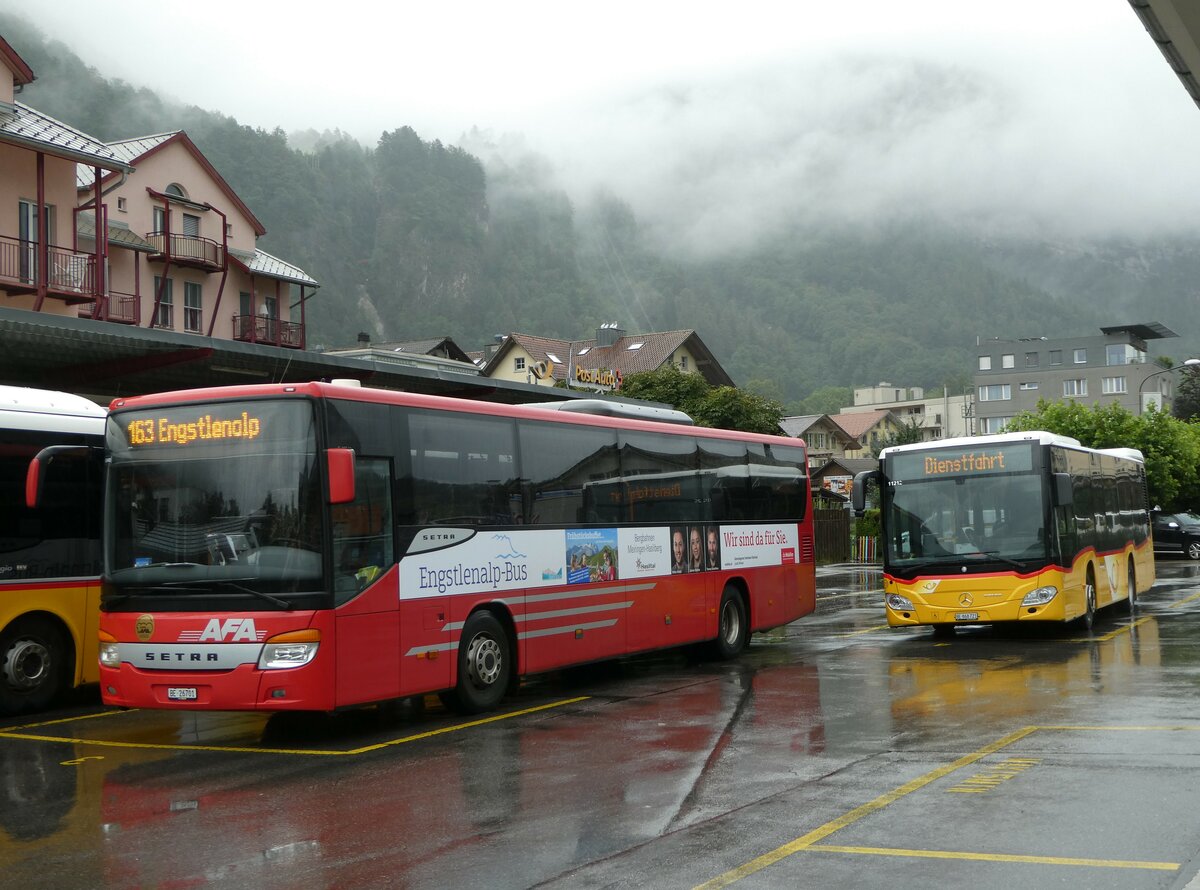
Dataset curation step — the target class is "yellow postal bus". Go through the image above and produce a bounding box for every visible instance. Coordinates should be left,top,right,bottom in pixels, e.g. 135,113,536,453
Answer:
852,431,1154,634
1,386,105,713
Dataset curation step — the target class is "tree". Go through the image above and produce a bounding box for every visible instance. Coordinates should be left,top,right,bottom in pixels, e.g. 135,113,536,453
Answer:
1174,365,1200,422
618,366,784,434
871,417,925,457
1005,399,1200,510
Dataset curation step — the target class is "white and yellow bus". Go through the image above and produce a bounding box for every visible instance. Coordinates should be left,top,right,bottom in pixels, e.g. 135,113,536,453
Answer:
0,386,105,713
852,431,1154,634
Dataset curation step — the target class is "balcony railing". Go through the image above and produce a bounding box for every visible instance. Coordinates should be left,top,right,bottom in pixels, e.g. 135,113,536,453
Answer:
146,232,224,271
233,314,304,349
78,289,139,324
0,234,97,302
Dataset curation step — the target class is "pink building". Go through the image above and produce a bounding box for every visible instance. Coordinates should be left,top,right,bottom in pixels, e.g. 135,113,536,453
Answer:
0,35,316,348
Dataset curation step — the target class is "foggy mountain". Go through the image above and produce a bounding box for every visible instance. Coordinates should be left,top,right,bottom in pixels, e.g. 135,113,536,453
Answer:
6,11,1200,412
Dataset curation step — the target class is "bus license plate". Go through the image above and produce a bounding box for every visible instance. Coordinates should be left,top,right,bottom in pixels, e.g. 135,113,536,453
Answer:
167,687,198,701
954,612,979,621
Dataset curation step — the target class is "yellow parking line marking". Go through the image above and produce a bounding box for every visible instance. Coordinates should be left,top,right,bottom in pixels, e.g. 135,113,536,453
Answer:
1039,724,1200,732
1065,615,1154,643
0,696,589,756
819,589,884,601
1169,590,1200,608
694,726,1039,889
3,708,134,732
837,624,892,637
807,844,1178,871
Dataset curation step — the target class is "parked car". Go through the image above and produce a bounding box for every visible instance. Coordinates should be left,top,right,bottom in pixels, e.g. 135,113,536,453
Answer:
1152,511,1200,560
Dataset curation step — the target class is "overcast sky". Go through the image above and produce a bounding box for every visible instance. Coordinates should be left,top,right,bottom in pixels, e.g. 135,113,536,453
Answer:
12,1,1200,251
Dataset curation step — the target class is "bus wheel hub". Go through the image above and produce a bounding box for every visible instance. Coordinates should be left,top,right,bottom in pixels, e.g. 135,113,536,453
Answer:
4,639,50,691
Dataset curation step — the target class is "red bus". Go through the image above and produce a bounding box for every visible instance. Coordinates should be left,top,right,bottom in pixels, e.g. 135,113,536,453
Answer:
84,381,815,713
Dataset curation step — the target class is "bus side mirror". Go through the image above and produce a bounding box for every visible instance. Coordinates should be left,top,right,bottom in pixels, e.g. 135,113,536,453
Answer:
26,444,92,509
327,448,356,504
851,469,879,516
1052,473,1073,507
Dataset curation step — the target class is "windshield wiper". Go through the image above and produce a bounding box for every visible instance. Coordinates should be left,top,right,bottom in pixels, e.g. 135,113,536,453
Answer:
146,579,293,610
975,550,1027,570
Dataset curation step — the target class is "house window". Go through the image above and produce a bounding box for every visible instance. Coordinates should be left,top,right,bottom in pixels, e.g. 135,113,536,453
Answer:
1073,348,1087,364
978,356,992,371
1063,379,1088,397
225,223,233,238
1102,376,1127,394
165,183,187,198
980,417,1012,435
184,282,203,333
514,357,526,372
1001,353,1015,369
1049,350,1062,365
1019,382,1039,391
680,355,688,371
1024,352,1039,367
153,276,174,328
978,384,1011,401
182,213,201,237
117,197,127,212
153,206,166,234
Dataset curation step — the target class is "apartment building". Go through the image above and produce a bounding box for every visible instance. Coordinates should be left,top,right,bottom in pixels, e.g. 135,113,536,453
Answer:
1,36,316,350
973,323,1180,433
839,382,974,440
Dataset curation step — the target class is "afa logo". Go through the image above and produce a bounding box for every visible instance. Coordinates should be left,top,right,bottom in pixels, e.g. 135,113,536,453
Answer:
177,618,267,643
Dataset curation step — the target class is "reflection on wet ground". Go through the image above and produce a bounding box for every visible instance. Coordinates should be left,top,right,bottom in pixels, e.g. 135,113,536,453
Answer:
5,561,1200,889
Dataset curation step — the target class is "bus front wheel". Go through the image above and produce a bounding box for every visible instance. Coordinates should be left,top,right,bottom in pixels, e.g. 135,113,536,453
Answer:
709,586,748,660
0,617,68,715
1081,568,1097,632
442,611,511,715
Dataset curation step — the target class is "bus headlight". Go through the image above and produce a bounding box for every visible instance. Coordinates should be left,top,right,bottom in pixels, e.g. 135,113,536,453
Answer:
258,630,320,670
99,632,120,669
1022,586,1058,606
886,593,914,611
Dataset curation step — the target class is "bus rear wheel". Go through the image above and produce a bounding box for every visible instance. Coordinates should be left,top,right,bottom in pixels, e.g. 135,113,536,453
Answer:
441,611,510,715
0,617,68,716
708,586,748,660
1124,563,1137,615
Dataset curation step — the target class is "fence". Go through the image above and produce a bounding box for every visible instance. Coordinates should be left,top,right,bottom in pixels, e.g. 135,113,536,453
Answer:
851,536,879,563
812,508,850,563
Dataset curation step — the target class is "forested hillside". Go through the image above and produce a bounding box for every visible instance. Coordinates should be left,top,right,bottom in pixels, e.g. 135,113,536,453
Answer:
6,13,1200,412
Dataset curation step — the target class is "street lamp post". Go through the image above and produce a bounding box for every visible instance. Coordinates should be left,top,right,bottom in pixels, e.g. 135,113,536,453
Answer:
1138,358,1200,414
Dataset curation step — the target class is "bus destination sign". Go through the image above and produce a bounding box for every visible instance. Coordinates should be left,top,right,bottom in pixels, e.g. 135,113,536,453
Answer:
126,411,263,448
891,443,1033,480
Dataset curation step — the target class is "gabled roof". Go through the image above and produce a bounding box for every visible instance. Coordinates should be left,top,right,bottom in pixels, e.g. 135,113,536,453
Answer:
0,102,132,172
482,329,734,387
77,131,266,236
828,409,898,441
329,337,473,365
229,248,319,288
779,413,857,446
0,34,35,87
812,457,879,478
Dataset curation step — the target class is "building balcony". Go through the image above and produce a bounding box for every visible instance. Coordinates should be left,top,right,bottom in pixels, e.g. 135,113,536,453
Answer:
232,314,304,349
146,232,224,272
77,289,139,325
0,235,98,305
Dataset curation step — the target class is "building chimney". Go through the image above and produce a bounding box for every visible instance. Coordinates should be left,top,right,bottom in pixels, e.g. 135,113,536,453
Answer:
357,332,370,345
595,322,626,347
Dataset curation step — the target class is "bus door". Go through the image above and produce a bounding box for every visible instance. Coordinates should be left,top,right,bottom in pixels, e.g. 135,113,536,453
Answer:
331,456,402,706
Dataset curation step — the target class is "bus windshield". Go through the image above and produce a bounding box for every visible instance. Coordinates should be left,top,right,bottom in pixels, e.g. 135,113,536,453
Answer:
883,443,1048,568
106,399,324,596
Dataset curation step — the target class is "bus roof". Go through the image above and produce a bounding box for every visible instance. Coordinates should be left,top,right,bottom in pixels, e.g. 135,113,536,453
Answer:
109,381,806,449
879,431,1144,464
0,385,106,435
